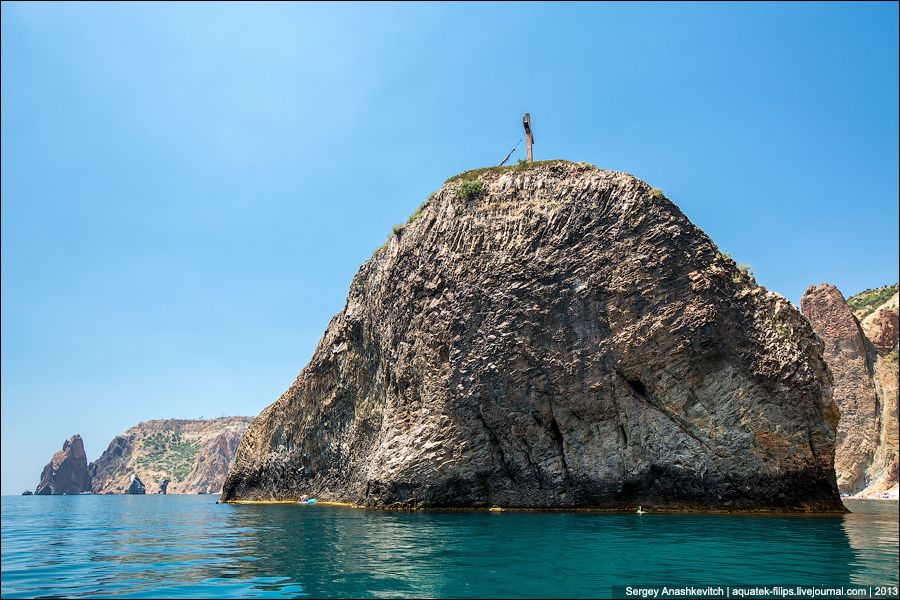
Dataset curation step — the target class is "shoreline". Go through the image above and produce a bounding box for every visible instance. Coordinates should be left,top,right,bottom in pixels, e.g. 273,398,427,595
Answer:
219,499,850,514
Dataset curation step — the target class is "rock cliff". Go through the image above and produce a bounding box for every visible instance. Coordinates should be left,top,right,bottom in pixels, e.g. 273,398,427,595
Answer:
801,285,899,496
34,434,92,495
223,162,843,511
88,417,253,494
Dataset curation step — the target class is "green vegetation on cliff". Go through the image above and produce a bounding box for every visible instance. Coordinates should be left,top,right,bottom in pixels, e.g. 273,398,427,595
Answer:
134,432,201,483
444,159,577,184
847,284,899,320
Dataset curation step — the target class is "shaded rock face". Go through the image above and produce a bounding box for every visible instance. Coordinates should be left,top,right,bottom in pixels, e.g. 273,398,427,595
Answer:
801,285,899,495
181,430,245,495
158,478,170,494
126,473,146,494
88,435,132,494
89,418,253,494
223,163,842,511
35,435,92,495
22,490,33,495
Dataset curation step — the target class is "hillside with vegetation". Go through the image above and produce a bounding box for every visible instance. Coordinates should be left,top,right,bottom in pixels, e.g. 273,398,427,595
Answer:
88,417,254,494
847,284,899,321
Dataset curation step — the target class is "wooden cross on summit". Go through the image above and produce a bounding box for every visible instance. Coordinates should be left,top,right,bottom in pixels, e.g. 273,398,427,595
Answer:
523,113,534,163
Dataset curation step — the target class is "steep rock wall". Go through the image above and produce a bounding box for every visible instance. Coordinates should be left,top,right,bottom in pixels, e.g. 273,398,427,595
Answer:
34,435,92,495
801,286,899,495
223,162,842,511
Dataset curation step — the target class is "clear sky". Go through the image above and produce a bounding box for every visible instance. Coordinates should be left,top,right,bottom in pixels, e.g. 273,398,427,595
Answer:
2,2,898,495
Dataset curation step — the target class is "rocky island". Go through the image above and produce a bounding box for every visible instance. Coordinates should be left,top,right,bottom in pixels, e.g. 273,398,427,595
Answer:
222,161,844,511
34,434,92,495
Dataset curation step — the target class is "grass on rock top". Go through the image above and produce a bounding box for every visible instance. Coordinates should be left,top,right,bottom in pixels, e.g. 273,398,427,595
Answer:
444,159,576,184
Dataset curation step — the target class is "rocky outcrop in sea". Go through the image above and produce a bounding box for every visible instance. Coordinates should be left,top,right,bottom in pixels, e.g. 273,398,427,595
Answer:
222,162,843,511
801,285,899,496
125,473,146,494
34,435,92,495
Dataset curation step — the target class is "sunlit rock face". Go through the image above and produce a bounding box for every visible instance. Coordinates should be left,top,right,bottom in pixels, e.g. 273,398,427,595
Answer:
223,162,843,511
802,285,899,496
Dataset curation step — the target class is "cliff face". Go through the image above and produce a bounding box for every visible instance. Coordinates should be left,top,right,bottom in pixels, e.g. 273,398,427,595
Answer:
223,162,842,511
34,434,92,495
89,417,253,494
801,286,899,496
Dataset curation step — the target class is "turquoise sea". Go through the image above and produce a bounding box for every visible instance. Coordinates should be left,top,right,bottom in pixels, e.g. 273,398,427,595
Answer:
1,495,897,598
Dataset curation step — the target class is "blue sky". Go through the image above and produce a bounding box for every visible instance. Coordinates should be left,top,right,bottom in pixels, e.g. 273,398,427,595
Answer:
2,2,897,495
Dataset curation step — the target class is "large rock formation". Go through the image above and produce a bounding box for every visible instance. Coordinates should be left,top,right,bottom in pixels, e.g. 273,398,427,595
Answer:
801,285,899,496
223,162,843,511
88,417,253,494
34,435,92,495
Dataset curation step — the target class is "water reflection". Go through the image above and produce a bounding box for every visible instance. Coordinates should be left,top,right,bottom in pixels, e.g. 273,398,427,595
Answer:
842,500,900,587
2,496,897,599
229,506,871,598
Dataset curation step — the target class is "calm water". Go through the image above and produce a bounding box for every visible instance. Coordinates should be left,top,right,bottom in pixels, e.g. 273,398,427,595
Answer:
1,496,897,598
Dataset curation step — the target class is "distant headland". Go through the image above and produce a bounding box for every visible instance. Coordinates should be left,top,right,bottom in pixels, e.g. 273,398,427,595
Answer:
28,417,253,495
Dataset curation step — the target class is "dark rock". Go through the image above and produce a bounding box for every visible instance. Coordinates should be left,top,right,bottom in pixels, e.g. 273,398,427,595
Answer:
34,435,92,496
223,162,843,511
157,478,170,494
125,473,146,494
22,490,33,495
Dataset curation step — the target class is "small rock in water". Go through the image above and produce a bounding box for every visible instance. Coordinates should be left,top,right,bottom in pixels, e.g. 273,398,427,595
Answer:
125,473,146,494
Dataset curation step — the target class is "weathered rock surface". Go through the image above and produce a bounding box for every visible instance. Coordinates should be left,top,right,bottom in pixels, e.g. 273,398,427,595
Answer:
223,162,843,511
125,473,146,494
89,417,253,494
158,478,170,494
861,293,899,354
801,285,899,496
34,435,92,496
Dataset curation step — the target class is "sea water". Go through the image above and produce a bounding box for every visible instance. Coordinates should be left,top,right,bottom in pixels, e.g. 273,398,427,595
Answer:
1,495,897,598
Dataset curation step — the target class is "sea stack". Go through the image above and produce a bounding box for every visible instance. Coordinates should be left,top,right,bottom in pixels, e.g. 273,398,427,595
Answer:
223,162,843,511
34,434,92,496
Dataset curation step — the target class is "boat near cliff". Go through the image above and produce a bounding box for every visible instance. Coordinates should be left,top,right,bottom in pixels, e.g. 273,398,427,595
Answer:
222,161,845,512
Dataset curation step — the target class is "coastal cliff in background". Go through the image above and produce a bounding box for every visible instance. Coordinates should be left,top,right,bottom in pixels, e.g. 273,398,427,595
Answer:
34,435,92,495
88,417,254,494
223,161,843,511
801,284,899,498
